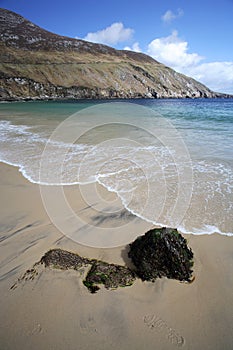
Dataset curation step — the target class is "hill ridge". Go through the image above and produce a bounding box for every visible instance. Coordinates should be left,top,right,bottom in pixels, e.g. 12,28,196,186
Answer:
0,8,230,100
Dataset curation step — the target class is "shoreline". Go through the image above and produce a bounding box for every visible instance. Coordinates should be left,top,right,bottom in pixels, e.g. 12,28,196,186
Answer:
1,162,233,349
1,94,233,103
1,159,232,238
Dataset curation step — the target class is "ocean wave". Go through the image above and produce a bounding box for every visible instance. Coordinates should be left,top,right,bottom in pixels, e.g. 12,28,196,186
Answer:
178,225,233,237
0,119,232,237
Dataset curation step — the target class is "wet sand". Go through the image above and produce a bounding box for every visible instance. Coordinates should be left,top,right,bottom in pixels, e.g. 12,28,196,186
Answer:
0,162,233,350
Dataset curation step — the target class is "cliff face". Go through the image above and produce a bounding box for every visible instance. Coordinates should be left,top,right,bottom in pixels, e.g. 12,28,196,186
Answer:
0,8,229,100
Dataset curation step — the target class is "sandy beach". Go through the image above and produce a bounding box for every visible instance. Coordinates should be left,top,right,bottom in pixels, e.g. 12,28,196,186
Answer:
0,161,233,350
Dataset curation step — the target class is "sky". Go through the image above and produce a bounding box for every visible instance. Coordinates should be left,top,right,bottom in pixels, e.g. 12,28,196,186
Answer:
1,0,233,94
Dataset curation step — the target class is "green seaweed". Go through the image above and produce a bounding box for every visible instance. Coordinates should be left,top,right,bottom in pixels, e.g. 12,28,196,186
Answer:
19,227,194,294
83,261,136,293
39,249,136,294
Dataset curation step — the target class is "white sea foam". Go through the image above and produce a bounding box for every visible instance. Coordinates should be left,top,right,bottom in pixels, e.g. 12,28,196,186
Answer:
0,111,232,237
178,225,233,237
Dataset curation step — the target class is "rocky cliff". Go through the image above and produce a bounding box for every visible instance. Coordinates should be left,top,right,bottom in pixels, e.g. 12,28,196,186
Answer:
0,8,230,100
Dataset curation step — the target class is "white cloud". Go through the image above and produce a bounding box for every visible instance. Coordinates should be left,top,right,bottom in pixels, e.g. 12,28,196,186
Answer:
124,42,141,52
147,30,204,70
146,31,233,93
161,9,184,23
82,22,134,45
186,62,233,93
81,23,233,94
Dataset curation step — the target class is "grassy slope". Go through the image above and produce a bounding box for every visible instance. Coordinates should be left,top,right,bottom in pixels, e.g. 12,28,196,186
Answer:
0,8,223,99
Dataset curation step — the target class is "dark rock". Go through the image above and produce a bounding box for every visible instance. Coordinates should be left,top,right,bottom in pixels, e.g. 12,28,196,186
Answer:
16,228,194,294
128,227,194,282
40,248,90,270
39,248,135,293
83,261,136,293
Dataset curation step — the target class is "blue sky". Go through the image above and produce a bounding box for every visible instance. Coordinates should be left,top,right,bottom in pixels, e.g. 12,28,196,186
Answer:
1,0,233,93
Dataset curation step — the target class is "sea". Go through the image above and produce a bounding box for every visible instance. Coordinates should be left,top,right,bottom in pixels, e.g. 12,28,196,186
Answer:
0,98,232,237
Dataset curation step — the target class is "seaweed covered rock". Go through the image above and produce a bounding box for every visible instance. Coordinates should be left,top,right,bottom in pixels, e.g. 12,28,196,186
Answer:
39,248,135,293
41,249,90,270
83,261,136,293
17,229,194,294
128,227,193,282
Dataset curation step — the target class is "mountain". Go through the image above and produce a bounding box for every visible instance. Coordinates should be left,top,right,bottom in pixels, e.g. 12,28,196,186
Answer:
0,8,230,101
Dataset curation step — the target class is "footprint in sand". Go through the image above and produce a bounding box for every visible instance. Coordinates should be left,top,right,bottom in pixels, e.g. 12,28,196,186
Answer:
144,314,184,347
80,316,98,334
28,323,43,336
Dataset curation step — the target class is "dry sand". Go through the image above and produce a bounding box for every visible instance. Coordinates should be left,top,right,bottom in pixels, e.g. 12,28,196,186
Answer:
0,162,233,350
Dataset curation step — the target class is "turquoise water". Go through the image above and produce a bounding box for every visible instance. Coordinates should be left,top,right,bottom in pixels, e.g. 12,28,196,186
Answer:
0,99,232,236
